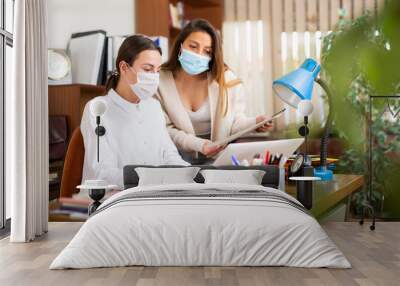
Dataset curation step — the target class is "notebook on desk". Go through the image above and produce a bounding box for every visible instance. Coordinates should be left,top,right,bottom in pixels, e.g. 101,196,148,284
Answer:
212,138,304,166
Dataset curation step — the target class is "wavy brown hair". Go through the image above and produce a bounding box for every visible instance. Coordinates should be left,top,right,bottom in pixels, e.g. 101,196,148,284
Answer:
104,35,161,94
162,19,240,116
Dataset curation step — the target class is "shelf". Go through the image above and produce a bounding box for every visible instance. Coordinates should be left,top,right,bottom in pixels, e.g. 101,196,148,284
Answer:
180,0,221,8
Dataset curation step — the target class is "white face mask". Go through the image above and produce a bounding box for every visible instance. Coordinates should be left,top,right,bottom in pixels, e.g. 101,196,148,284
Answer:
129,69,160,101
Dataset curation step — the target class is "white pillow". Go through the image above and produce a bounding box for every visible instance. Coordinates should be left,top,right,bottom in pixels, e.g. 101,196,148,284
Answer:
135,167,201,186
200,169,266,185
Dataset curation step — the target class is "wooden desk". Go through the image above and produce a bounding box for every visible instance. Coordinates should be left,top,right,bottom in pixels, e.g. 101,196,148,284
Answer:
286,174,364,219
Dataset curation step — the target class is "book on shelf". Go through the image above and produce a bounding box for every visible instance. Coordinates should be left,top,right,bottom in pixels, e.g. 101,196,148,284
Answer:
169,2,184,29
49,172,59,182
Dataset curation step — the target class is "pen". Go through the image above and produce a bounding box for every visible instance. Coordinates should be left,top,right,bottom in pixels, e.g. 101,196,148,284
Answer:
231,155,240,166
269,154,275,165
275,153,283,165
264,150,270,165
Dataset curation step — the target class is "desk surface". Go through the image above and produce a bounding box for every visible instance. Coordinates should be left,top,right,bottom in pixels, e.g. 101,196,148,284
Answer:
286,174,364,218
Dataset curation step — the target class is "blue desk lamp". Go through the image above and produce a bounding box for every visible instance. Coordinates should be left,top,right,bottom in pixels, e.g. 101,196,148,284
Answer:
273,58,333,181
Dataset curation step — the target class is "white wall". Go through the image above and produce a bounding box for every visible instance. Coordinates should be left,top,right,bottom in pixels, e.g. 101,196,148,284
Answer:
47,0,136,49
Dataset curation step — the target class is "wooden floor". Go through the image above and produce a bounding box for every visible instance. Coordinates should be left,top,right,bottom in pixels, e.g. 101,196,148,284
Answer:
0,222,399,286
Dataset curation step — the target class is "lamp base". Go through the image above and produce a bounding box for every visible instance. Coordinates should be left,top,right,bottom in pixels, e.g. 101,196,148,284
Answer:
294,165,315,210
88,188,106,215
314,166,333,181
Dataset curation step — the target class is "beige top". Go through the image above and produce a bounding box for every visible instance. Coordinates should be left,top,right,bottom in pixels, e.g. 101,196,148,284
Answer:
186,97,211,136
156,69,256,153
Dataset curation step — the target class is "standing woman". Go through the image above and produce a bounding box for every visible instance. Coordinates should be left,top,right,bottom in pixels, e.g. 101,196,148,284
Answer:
157,19,272,164
81,35,188,188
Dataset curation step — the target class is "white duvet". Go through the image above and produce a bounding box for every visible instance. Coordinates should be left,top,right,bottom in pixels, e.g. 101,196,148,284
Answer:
50,183,351,269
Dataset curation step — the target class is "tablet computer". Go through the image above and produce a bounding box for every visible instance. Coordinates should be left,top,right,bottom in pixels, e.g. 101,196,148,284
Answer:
212,138,304,166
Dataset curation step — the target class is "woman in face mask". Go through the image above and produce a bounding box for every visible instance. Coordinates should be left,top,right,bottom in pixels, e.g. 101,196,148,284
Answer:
156,19,273,164
81,35,189,189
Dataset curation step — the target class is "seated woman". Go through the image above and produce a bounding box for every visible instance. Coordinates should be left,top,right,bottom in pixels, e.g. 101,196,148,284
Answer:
81,35,189,189
156,19,273,164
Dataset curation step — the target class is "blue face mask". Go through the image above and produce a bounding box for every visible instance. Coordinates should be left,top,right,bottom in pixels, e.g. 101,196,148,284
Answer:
178,48,211,75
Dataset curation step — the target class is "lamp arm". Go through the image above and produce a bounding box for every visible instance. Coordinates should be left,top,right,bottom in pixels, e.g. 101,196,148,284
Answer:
94,116,106,163
96,116,100,162
315,78,333,167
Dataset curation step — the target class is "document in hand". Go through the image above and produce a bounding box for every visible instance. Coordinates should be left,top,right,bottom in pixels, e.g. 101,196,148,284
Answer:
209,108,286,148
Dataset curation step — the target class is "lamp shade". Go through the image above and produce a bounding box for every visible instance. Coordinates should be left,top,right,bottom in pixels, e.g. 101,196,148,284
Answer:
90,99,107,117
273,58,321,108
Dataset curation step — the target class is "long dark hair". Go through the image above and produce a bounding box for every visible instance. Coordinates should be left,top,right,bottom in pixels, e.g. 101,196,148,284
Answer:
104,35,162,94
162,19,239,116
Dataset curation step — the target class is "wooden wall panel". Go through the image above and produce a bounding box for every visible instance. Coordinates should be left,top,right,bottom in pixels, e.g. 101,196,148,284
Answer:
224,0,236,21
342,0,353,20
295,0,307,32
330,0,341,29
377,0,386,13
284,0,294,33
248,0,260,21
261,0,275,117
236,0,247,21
354,0,364,18
135,0,169,37
271,0,285,128
306,0,318,31
319,0,330,32
185,6,224,31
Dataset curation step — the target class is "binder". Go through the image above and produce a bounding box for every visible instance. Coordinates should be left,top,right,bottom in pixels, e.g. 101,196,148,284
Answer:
69,30,107,85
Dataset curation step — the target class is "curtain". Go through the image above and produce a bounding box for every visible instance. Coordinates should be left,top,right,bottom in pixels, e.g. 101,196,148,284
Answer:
223,0,384,129
7,0,49,242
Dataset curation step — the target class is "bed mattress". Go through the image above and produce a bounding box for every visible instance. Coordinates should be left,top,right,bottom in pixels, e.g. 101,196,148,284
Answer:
50,183,351,269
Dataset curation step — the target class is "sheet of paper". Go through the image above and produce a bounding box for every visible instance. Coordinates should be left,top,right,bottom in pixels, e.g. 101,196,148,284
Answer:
209,108,286,148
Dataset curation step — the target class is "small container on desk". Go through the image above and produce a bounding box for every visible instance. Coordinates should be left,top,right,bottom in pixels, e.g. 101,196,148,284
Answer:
289,176,321,210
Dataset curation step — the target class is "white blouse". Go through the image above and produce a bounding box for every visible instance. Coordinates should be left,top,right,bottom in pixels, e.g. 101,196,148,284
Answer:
81,89,189,188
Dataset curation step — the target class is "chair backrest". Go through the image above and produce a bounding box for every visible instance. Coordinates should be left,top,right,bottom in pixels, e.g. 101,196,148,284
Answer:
49,115,68,162
60,128,85,197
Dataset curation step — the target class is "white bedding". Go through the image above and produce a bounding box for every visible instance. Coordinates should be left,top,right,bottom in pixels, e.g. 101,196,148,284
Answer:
50,183,351,269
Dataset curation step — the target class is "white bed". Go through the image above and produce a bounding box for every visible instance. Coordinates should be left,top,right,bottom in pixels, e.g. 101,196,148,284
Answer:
50,183,350,269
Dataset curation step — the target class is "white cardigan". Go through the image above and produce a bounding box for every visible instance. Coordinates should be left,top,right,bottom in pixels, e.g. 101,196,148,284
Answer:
156,70,256,153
